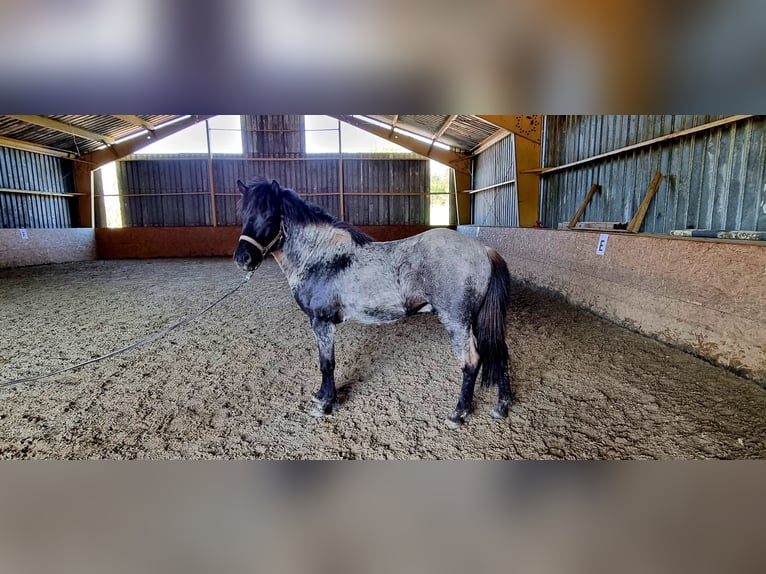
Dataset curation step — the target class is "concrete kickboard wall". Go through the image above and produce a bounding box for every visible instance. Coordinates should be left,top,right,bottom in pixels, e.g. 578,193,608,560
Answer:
0,229,96,269
459,226,766,385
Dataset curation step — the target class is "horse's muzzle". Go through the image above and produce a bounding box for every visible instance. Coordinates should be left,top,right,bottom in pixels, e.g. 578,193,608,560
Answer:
234,245,260,272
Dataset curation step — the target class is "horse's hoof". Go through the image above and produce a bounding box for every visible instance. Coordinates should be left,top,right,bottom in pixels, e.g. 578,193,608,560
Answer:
445,411,467,429
309,401,335,418
490,404,509,419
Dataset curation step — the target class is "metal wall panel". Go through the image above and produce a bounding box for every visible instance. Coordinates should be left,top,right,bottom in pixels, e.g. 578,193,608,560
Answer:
115,159,210,227
112,157,429,227
542,115,766,232
472,135,519,226
342,158,429,225
0,146,74,228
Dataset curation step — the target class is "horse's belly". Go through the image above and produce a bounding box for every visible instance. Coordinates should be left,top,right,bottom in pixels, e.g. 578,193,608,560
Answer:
342,302,407,325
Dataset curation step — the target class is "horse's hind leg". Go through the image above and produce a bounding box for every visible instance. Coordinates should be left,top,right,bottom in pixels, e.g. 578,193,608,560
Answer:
309,318,337,417
442,322,480,429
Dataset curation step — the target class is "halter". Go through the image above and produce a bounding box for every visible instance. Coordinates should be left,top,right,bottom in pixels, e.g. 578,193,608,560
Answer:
238,218,288,269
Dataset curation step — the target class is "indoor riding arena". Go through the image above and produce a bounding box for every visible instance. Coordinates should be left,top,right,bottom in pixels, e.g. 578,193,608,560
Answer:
1,114,765,459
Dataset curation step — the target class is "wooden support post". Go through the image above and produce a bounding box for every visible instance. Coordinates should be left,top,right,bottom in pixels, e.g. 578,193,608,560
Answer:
338,120,345,221
73,162,93,228
205,120,218,227
568,183,601,229
627,172,663,233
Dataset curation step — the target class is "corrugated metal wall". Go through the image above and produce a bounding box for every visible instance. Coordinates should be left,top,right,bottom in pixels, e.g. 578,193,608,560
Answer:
107,156,429,227
0,147,74,228
542,115,766,232
472,135,519,226
343,158,429,225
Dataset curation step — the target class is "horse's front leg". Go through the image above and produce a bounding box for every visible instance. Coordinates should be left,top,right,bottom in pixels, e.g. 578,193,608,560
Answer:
309,317,336,417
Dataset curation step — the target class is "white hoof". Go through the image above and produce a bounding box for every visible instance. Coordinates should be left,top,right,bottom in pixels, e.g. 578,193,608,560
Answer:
445,416,464,430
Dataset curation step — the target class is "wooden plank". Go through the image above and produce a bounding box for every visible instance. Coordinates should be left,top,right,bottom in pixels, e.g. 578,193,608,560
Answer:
433,115,458,140
627,171,663,233
567,183,601,228
525,115,754,175
0,135,76,159
0,187,77,198
470,128,510,155
558,221,627,230
464,179,516,194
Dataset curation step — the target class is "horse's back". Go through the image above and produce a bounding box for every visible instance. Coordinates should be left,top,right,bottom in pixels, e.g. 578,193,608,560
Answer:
397,227,494,269
386,228,495,309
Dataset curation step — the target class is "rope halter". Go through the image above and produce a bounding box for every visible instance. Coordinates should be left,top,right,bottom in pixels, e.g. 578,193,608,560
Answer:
238,218,287,270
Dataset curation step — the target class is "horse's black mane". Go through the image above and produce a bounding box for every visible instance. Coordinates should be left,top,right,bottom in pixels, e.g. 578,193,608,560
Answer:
247,178,374,246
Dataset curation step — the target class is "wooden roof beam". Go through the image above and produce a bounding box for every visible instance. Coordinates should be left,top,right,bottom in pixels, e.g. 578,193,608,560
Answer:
80,115,215,168
113,115,157,132
471,127,511,155
332,114,472,175
6,115,116,145
0,135,76,159
433,115,458,141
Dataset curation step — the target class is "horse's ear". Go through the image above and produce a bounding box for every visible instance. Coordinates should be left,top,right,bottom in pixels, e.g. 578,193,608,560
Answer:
237,180,248,195
271,180,281,193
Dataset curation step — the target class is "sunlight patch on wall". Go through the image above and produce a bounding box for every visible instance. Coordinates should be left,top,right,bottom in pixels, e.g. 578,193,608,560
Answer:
99,162,123,228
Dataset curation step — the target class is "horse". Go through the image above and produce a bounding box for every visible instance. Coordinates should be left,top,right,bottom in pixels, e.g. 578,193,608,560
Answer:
233,177,513,428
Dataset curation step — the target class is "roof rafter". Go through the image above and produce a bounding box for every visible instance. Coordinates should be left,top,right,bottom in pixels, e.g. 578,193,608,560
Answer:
6,115,116,145
433,115,458,141
80,115,215,168
332,115,472,175
113,115,157,132
471,127,511,155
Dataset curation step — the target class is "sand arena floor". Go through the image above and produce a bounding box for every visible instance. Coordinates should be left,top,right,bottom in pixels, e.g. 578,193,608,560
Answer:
1,257,764,459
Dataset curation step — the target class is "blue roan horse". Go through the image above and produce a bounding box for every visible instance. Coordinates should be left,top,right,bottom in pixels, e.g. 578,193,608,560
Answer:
234,177,512,427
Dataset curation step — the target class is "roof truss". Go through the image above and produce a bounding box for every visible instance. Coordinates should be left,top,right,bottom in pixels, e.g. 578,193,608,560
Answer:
6,115,116,145
112,115,157,132
332,114,472,175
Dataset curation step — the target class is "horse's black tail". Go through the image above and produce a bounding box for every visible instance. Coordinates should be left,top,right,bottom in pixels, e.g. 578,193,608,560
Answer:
475,249,511,388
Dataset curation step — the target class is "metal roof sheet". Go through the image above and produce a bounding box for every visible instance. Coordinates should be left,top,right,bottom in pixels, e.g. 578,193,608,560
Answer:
0,115,185,155
0,115,508,157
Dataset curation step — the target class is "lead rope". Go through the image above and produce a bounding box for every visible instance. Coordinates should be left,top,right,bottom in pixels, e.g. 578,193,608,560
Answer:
0,270,256,388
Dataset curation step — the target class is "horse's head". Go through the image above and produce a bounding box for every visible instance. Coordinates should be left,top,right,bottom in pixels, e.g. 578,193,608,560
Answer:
234,178,285,271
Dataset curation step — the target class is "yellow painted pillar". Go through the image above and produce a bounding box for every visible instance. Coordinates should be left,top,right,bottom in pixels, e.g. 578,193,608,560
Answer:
514,136,542,227
454,170,472,225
